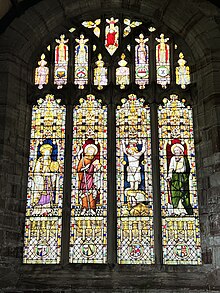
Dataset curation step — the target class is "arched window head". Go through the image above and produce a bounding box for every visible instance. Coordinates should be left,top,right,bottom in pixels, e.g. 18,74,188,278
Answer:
26,16,201,266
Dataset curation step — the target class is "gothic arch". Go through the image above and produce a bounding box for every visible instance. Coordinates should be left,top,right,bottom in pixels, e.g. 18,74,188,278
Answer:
0,0,220,291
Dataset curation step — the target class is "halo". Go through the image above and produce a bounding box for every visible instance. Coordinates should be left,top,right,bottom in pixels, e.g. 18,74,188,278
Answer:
171,143,184,154
84,144,98,156
40,144,53,154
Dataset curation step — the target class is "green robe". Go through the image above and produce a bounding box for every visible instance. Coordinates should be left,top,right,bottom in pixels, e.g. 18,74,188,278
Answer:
170,156,193,215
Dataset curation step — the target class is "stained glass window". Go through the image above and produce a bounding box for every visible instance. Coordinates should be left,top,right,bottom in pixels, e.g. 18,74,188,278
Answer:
29,16,201,266
158,95,201,264
54,35,69,89
116,94,154,264
70,95,107,263
74,34,89,89
156,34,170,88
23,95,66,264
135,34,149,89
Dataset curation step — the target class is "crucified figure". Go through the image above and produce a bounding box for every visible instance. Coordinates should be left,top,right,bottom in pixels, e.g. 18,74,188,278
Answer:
122,140,146,190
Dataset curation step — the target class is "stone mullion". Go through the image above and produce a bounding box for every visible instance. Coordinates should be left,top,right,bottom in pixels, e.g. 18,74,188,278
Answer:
149,31,156,85
60,103,73,265
150,102,163,265
107,99,117,264
68,34,74,85
170,39,175,87
49,42,56,86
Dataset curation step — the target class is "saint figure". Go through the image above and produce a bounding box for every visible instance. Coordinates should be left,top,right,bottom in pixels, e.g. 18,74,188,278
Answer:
35,54,49,89
77,139,101,216
75,34,89,64
166,143,193,216
33,140,59,207
122,140,145,191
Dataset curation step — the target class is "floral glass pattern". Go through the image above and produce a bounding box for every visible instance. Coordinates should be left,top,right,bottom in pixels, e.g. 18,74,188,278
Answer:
82,19,101,38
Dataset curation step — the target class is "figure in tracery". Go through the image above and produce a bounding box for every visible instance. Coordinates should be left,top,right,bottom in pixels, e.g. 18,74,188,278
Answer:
135,34,148,64
156,33,170,88
176,52,190,89
75,34,89,64
135,34,149,88
55,34,69,63
54,34,69,88
94,54,107,90
35,54,49,89
105,17,119,55
156,33,169,63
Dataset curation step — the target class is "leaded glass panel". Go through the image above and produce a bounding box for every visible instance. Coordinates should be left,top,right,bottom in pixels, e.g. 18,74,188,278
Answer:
82,19,101,38
123,19,142,37
156,34,170,88
23,95,66,264
105,17,119,55
158,95,201,265
74,34,89,89
94,54,108,90
116,54,130,89
176,53,190,89
35,54,49,89
116,94,154,264
54,35,69,89
135,34,149,89
70,95,107,263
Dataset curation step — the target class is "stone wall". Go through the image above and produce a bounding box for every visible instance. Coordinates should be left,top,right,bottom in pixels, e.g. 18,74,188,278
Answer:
0,0,219,291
